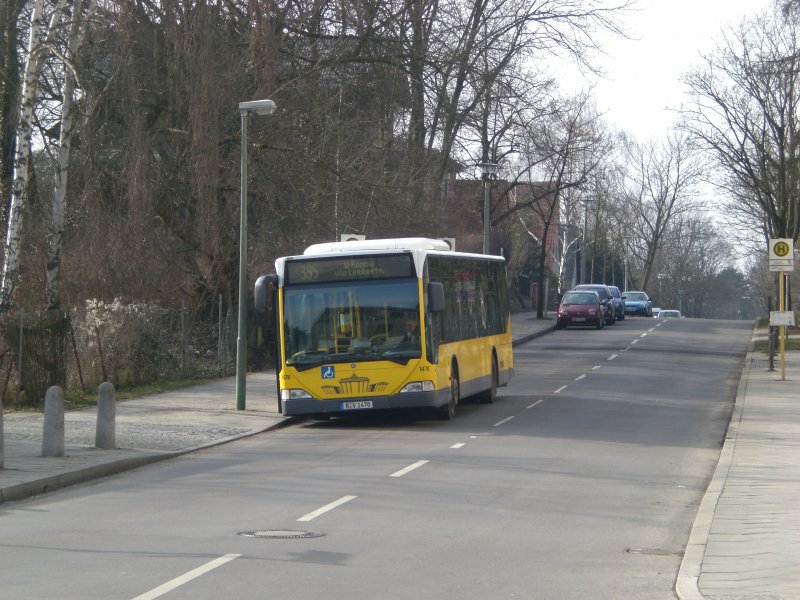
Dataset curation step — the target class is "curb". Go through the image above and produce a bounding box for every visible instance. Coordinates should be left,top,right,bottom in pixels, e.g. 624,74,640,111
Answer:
512,324,556,346
0,418,296,505
0,452,176,504
674,351,751,599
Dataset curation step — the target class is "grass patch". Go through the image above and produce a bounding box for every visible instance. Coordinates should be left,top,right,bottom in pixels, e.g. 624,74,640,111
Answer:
753,338,800,353
64,377,212,409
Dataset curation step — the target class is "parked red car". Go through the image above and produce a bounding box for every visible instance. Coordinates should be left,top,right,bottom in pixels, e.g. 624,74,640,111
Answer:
556,290,605,329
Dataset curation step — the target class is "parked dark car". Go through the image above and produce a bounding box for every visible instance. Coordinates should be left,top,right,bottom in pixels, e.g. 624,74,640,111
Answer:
623,291,653,317
574,284,615,325
607,285,625,321
556,291,604,329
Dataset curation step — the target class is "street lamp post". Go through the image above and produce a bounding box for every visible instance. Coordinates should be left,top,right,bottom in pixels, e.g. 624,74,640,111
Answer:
236,99,276,411
479,162,497,254
657,273,666,306
623,240,629,291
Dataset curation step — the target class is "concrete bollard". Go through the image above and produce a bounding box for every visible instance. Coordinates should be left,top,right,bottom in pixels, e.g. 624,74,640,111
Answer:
42,386,65,457
95,382,116,449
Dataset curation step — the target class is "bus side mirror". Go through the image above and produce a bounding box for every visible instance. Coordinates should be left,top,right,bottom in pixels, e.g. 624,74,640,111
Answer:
428,282,445,312
255,274,278,312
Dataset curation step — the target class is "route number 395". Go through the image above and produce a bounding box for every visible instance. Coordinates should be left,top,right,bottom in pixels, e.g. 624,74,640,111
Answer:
300,264,319,280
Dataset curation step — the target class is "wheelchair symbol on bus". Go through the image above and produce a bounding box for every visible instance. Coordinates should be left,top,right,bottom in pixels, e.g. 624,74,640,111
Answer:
321,366,335,379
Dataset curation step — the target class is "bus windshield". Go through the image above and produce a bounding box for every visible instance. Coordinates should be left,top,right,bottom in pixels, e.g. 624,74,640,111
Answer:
283,279,422,370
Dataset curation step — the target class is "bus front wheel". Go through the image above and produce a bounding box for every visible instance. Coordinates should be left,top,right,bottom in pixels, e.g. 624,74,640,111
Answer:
438,366,459,420
479,358,497,404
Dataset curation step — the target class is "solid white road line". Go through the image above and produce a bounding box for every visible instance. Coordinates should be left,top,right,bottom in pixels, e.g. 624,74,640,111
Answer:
131,554,241,600
494,416,515,427
390,460,430,478
297,495,357,522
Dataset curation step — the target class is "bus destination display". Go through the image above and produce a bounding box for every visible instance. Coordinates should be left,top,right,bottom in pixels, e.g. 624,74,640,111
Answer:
285,254,415,284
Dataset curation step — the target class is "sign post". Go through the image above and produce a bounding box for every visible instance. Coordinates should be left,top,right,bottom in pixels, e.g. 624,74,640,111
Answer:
769,239,794,381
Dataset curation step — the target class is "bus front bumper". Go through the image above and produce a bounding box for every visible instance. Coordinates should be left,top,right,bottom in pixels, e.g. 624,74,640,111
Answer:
282,389,449,417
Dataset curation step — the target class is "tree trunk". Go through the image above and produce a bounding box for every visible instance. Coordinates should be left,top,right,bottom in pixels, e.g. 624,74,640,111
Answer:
46,0,86,311
0,0,67,314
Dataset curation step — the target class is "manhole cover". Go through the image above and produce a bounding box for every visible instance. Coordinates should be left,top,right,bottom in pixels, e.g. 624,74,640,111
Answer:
238,530,325,539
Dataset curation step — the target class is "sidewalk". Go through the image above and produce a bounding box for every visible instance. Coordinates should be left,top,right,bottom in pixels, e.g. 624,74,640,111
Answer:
676,349,800,599
2,313,798,597
0,372,286,504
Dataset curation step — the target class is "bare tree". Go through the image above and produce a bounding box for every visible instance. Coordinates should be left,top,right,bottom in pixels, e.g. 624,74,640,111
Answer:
621,134,703,292
0,0,633,318
0,0,68,314
506,91,607,317
440,0,630,178
682,5,800,247
655,216,729,315
0,0,27,222
45,0,97,311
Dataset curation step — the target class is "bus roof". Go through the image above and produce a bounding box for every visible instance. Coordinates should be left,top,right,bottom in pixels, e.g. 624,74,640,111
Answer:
273,238,505,285
303,237,451,255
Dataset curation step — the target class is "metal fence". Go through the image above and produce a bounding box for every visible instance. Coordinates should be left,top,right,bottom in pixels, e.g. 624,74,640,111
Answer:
0,299,255,408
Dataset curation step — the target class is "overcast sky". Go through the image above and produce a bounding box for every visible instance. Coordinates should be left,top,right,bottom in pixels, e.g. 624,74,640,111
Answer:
566,0,774,140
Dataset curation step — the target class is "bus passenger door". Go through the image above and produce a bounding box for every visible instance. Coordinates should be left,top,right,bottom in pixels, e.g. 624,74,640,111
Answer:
426,282,445,364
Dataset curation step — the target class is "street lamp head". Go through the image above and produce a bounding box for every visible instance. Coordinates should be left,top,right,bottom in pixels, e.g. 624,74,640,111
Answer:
478,162,497,178
239,99,276,116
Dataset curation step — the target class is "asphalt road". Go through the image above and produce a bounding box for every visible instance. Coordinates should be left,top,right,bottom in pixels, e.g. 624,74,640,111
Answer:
0,317,754,600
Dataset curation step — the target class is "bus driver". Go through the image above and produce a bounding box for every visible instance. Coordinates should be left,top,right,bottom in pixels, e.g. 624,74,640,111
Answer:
401,316,420,346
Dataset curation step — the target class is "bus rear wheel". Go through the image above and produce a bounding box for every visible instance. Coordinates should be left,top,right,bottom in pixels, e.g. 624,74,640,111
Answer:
438,367,459,420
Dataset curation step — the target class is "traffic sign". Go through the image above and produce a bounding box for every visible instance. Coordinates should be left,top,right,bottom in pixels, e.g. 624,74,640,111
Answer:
769,238,794,272
770,311,796,327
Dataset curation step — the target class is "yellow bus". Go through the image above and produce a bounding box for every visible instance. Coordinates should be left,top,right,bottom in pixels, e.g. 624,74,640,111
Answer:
254,238,513,419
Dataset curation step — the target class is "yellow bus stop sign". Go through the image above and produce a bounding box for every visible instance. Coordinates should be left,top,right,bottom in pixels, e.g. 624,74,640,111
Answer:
773,240,791,257
769,238,794,271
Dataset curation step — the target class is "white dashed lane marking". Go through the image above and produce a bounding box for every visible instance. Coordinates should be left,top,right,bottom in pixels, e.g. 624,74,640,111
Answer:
131,554,241,600
297,495,358,521
390,460,430,478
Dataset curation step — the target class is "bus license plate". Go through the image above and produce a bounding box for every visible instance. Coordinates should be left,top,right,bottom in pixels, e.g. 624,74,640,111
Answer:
342,401,373,410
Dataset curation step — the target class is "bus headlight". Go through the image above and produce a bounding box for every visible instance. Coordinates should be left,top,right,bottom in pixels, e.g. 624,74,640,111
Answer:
400,381,435,393
281,389,313,401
